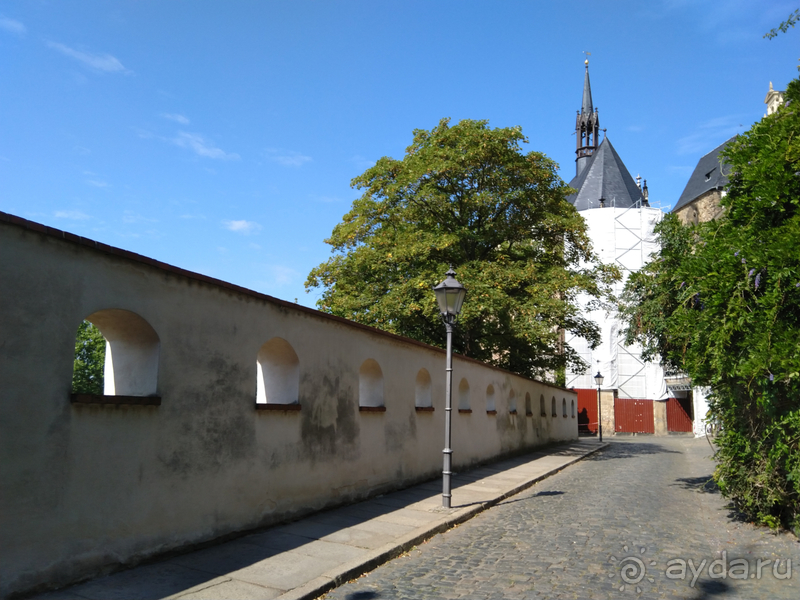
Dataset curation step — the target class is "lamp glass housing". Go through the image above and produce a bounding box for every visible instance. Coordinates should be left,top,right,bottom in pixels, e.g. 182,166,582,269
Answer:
433,269,466,317
594,371,604,387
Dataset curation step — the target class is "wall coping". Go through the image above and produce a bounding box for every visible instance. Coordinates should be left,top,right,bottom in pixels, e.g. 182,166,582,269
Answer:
0,210,575,394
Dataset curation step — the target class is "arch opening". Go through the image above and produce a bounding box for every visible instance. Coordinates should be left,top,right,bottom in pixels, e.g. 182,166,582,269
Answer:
415,368,432,408
359,359,384,408
256,337,300,405
486,385,496,413
81,309,160,397
458,378,470,411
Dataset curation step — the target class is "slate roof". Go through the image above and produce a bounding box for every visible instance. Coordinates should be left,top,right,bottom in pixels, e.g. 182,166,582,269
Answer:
672,138,734,213
566,137,644,211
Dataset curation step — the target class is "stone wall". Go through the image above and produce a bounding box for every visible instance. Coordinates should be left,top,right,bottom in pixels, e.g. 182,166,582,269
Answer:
674,189,725,225
0,213,577,597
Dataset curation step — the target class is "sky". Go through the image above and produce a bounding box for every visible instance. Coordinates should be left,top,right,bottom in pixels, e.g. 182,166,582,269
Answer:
1,0,798,308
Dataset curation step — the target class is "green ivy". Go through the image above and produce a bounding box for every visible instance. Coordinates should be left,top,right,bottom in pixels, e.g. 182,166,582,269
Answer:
621,75,800,531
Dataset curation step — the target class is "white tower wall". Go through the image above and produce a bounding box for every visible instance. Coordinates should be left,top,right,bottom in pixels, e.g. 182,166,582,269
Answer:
566,203,668,400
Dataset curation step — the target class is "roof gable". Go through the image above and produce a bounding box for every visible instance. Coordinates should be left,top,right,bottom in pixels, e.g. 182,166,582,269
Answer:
672,138,734,213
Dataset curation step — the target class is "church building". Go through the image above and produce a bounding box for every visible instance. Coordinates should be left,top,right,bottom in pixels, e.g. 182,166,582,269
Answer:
563,61,692,436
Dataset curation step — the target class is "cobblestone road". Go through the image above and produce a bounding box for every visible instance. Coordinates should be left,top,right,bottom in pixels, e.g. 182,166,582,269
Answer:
320,437,798,600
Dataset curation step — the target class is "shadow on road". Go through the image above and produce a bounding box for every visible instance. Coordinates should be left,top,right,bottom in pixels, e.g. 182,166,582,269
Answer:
693,578,732,598
585,441,682,460
346,592,381,600
673,475,720,494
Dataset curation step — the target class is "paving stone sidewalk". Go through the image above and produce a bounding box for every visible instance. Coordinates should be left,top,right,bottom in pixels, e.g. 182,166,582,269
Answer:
321,436,800,600
31,440,605,600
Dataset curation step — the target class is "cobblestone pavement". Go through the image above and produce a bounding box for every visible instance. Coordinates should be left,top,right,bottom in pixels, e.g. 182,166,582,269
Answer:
319,437,799,600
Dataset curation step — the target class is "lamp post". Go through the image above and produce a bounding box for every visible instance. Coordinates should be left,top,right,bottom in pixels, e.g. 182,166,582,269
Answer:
433,267,466,508
594,371,604,442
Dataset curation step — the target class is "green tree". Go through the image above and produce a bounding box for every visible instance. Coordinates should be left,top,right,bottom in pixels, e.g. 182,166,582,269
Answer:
306,118,619,380
620,76,800,532
72,320,105,395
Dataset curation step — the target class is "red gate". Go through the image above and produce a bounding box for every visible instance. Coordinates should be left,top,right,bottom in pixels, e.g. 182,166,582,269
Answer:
576,389,598,434
615,399,654,434
666,396,693,432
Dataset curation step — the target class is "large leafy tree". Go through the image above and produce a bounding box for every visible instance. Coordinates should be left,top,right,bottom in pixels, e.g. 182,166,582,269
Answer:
306,119,619,380
621,77,800,532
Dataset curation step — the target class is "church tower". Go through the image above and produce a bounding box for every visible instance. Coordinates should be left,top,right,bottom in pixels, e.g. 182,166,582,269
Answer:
575,59,600,177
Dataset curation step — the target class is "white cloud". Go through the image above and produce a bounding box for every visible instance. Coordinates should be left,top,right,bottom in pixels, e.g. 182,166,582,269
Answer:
161,113,190,125
264,148,312,167
267,265,299,287
676,115,743,155
122,211,157,224
0,16,26,35
55,210,92,220
86,179,109,188
172,132,240,160
46,41,129,74
222,219,262,235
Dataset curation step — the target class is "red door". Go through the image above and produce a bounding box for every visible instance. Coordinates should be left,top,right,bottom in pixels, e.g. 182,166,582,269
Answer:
666,397,693,432
576,389,598,434
615,399,655,434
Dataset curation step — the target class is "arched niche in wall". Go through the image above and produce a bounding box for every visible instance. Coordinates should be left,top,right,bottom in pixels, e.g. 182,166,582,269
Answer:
540,394,546,417
256,337,300,406
72,309,161,405
486,384,496,414
359,358,385,410
551,396,557,417
525,392,532,416
562,398,568,418
458,378,471,412
508,389,517,414
415,368,432,410
571,399,576,418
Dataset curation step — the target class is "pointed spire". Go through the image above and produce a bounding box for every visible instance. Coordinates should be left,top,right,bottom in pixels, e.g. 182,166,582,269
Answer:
582,59,594,115
575,58,600,177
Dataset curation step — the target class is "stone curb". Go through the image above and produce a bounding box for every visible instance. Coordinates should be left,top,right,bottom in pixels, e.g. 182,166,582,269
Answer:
279,442,609,600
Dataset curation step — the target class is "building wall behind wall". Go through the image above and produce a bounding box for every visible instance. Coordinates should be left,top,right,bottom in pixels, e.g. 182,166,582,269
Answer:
0,217,577,597
674,189,725,225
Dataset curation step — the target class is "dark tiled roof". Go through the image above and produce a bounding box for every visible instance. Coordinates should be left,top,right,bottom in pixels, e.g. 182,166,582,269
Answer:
672,138,734,213
566,137,644,211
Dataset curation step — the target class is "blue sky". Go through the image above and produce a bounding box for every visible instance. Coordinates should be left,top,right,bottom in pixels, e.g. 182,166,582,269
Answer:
1,0,797,308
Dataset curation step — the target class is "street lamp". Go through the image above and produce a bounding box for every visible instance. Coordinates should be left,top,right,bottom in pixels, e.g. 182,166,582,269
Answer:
433,267,466,508
594,371,604,442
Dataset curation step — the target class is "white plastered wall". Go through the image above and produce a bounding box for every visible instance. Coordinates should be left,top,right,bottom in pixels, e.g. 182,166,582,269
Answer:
0,219,577,597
